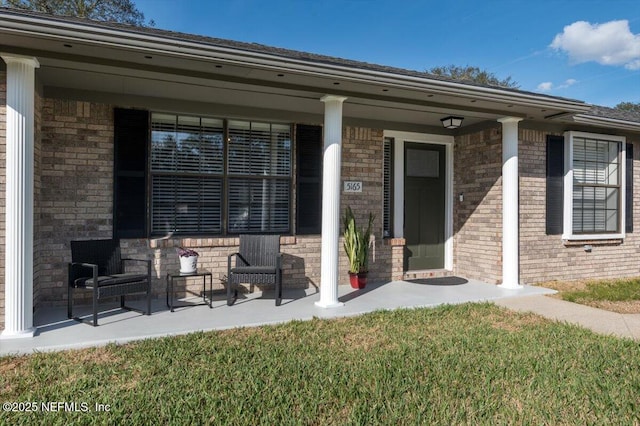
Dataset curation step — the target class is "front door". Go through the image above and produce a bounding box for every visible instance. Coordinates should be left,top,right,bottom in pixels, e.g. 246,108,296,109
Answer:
404,142,446,270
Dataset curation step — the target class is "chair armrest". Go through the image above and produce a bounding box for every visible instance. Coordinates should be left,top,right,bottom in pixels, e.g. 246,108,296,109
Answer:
228,252,250,268
276,252,283,269
70,261,99,269
122,258,151,276
68,262,99,286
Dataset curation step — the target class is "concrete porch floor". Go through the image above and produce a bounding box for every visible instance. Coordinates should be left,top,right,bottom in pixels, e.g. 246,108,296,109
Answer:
0,277,555,356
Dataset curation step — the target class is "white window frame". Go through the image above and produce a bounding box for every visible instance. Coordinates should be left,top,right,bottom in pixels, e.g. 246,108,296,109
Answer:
562,131,626,240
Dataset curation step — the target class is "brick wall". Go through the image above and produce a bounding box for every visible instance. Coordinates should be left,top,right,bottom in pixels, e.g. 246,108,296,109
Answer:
340,127,395,283
453,127,503,284
36,99,114,306
453,125,640,285
519,129,640,284
123,237,324,297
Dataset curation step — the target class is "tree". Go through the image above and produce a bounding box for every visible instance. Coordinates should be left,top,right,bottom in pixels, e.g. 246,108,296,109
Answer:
615,102,640,113
427,65,519,89
2,0,152,26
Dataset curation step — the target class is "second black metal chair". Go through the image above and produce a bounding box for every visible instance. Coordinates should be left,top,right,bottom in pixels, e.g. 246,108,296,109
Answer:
227,235,283,306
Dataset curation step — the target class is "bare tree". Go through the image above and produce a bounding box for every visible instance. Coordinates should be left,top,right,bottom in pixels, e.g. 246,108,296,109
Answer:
2,0,152,26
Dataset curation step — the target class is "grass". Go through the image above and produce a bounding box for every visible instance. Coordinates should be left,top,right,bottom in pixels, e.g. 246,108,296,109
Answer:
1,303,640,425
543,277,640,313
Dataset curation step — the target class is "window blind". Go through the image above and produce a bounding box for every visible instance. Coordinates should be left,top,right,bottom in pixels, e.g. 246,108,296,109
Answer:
228,179,290,233
228,121,291,176
152,176,222,234
150,114,291,235
150,114,224,235
572,137,621,234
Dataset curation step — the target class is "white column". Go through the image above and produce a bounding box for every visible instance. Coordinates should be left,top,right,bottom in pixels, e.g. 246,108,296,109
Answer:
498,117,523,289
315,95,347,308
1,54,39,339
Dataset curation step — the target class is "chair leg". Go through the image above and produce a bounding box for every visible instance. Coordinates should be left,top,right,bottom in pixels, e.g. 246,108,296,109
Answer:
146,268,152,316
67,286,73,319
275,271,282,306
120,295,125,309
92,287,99,327
227,275,237,306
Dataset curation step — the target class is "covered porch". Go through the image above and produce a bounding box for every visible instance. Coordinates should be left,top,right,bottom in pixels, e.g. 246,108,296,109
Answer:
0,277,554,356
0,8,592,339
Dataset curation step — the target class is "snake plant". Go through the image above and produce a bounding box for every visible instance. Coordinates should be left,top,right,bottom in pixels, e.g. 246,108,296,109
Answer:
342,206,375,274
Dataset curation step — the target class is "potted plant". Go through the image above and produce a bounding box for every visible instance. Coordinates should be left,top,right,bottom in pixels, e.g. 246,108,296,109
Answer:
177,247,199,274
342,206,375,289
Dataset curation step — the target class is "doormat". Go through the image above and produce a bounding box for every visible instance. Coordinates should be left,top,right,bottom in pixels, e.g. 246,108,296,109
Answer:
405,277,468,286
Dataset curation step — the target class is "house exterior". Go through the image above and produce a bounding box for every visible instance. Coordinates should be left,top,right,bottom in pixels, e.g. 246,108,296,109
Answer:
1,8,639,337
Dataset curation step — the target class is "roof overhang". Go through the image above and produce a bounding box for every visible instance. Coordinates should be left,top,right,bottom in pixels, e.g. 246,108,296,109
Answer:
0,8,594,129
570,114,640,133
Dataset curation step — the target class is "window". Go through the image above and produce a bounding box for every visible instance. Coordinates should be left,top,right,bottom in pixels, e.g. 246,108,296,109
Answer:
150,113,291,235
227,121,291,233
563,131,626,239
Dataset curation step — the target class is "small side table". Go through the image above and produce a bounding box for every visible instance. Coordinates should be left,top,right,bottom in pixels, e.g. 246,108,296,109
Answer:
166,269,213,312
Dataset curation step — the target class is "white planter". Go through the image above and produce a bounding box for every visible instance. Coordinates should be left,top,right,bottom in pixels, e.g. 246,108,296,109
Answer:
179,255,198,274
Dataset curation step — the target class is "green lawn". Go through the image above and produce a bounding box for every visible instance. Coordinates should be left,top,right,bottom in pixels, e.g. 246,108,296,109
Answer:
1,303,639,425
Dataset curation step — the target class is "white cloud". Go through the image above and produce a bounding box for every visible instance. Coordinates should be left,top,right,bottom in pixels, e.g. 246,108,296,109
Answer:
557,79,578,89
627,59,640,70
536,79,577,93
537,82,553,91
550,20,640,70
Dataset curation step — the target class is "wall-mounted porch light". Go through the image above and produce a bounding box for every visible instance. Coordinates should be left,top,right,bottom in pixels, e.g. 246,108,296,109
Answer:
440,116,464,129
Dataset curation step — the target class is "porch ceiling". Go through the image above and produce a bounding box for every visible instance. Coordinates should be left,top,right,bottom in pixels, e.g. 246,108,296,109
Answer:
35,57,508,127
0,9,589,129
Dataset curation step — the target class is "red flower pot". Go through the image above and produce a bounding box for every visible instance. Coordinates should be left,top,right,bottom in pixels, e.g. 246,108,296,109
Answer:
349,272,367,289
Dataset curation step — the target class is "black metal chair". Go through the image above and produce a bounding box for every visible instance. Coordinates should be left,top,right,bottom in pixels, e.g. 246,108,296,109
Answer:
227,235,283,306
68,239,152,326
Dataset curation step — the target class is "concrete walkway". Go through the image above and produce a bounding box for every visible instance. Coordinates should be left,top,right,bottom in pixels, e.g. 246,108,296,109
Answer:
1,278,637,356
496,295,640,340
1,277,553,356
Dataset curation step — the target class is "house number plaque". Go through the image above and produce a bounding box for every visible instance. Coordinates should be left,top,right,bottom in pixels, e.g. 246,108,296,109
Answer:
344,181,363,193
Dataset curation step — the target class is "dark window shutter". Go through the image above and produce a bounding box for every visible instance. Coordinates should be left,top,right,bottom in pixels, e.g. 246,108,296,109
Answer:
114,108,149,238
296,124,322,234
383,137,393,237
626,143,634,233
546,135,565,235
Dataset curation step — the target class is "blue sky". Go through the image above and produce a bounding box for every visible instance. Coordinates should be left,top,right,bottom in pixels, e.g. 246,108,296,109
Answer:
134,0,640,107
